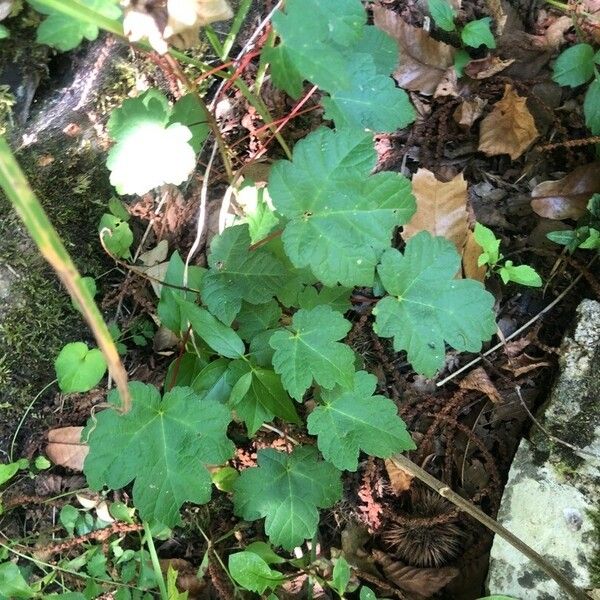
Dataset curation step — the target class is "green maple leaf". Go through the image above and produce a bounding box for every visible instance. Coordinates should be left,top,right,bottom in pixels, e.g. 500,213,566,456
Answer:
268,127,415,286
32,0,121,52
352,26,398,76
297,285,352,314
201,225,286,325
84,383,234,526
307,371,415,471
373,232,496,377
269,305,355,401
322,55,415,132
228,360,301,435
265,0,365,97
233,446,342,550
106,91,196,196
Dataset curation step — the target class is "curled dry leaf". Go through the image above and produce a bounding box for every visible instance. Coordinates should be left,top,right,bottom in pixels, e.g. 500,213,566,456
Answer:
531,162,600,220
373,5,455,95
453,97,488,129
384,458,414,495
402,169,469,252
373,550,459,598
122,0,232,53
501,355,552,376
462,229,487,282
458,367,502,404
478,85,539,160
464,56,515,79
46,427,88,471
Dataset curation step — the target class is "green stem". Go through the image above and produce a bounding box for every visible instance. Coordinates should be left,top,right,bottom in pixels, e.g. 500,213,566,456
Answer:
10,379,57,461
0,541,143,591
0,137,131,411
221,0,252,60
144,522,168,600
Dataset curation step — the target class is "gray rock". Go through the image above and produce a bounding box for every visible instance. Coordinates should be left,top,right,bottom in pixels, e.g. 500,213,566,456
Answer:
487,299,600,599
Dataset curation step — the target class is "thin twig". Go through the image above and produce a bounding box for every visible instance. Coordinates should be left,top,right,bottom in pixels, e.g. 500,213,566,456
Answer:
437,254,598,387
389,454,591,600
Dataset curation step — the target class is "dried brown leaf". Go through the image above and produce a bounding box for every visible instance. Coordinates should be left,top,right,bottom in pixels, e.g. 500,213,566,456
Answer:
485,0,507,35
478,85,539,160
453,97,488,129
46,427,88,471
402,169,468,252
373,550,459,598
458,367,502,404
464,56,515,79
531,162,600,220
433,68,459,98
462,230,487,282
501,355,552,376
373,6,455,95
384,458,414,494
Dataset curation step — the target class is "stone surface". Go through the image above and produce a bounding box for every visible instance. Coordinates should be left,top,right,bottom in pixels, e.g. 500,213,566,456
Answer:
487,299,600,599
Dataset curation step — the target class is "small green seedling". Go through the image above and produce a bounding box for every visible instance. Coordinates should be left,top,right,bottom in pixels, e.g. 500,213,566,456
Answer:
547,194,600,252
474,223,542,287
427,0,496,76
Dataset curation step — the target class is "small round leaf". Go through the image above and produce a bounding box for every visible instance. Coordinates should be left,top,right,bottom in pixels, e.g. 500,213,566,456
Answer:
55,342,107,393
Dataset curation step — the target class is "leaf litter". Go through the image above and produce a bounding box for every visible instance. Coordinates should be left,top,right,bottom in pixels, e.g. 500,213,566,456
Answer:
6,0,600,598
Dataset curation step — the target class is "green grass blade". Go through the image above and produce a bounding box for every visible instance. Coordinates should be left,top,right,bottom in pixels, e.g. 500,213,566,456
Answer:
0,136,131,411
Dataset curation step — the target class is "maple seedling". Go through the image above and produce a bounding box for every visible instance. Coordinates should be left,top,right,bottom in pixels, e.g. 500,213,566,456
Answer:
474,223,542,287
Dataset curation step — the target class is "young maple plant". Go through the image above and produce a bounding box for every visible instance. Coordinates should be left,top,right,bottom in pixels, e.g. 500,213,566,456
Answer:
68,0,499,551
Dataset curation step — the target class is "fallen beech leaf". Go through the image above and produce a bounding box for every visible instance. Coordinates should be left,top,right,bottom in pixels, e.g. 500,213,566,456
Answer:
402,169,468,252
531,162,600,220
46,427,88,471
478,85,539,160
453,97,488,129
458,367,502,404
464,55,514,79
384,458,414,494
462,230,487,282
373,550,459,598
373,6,455,95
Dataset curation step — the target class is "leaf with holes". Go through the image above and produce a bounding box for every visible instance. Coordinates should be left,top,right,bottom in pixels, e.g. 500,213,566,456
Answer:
269,127,415,286
307,371,415,471
83,383,234,526
201,225,286,324
232,446,342,550
373,232,496,377
270,305,355,401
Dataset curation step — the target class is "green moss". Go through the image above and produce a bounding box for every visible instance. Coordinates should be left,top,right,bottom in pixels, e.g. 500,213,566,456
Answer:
0,140,113,447
589,508,600,586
